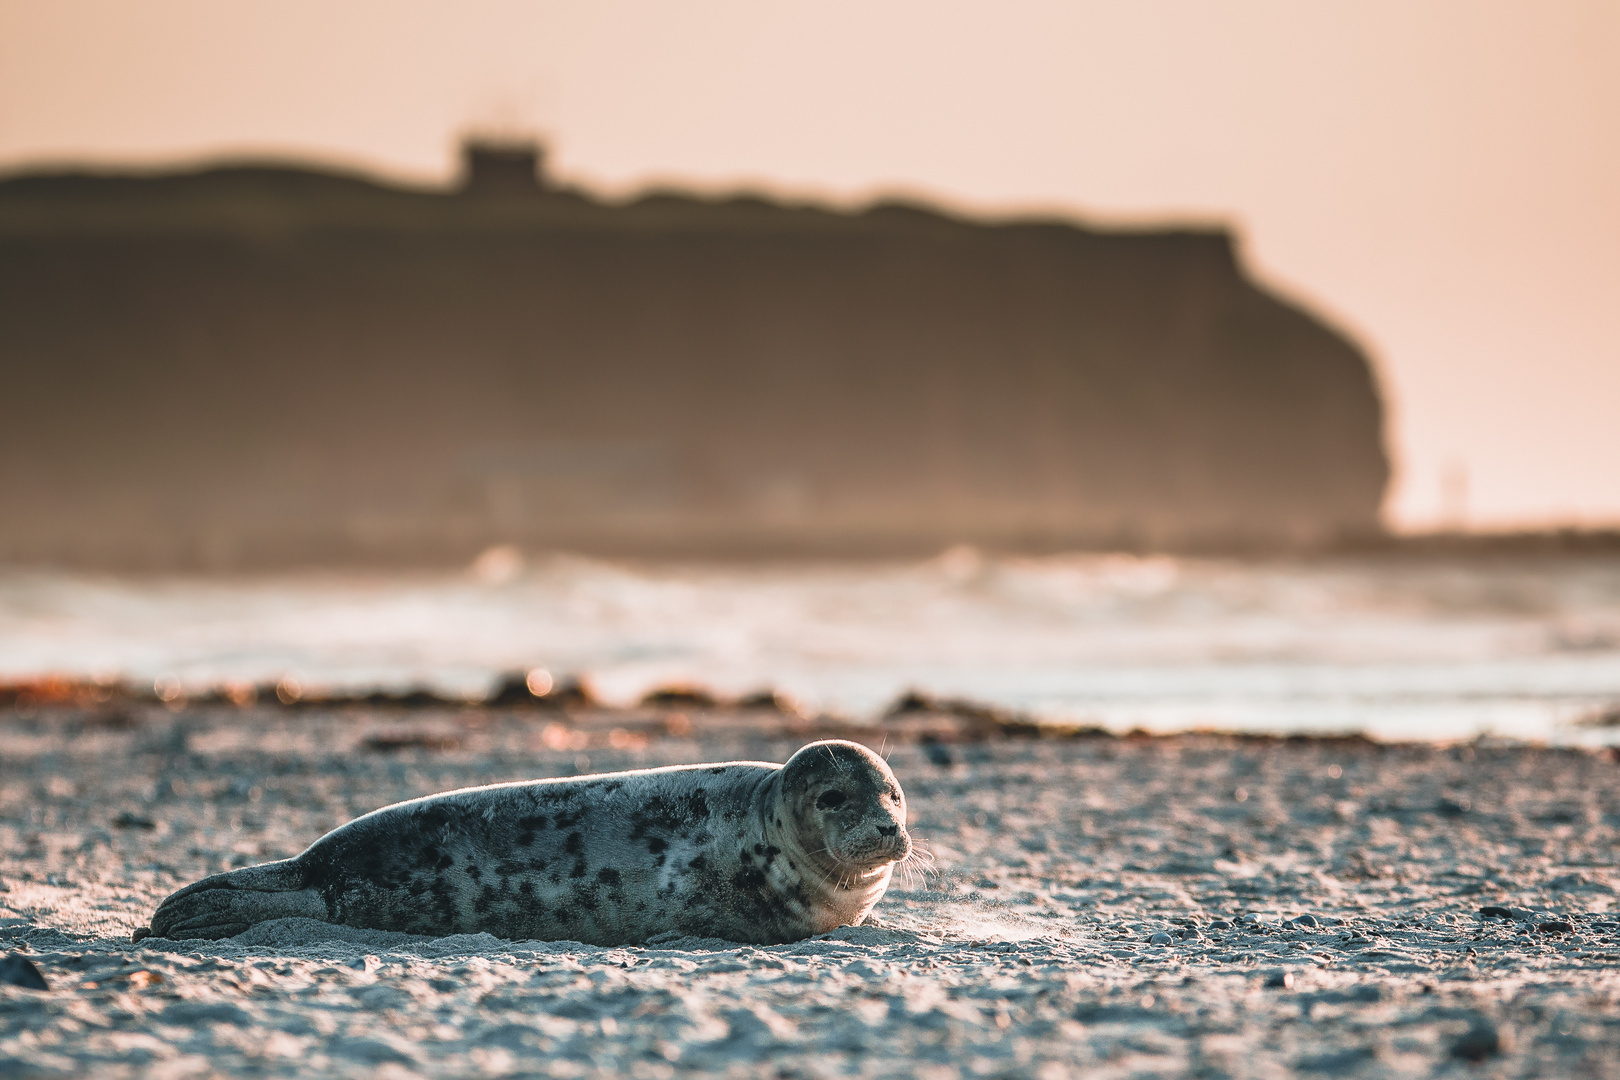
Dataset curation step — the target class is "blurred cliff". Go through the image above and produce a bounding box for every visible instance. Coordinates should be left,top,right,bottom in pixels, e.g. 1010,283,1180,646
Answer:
0,141,1387,569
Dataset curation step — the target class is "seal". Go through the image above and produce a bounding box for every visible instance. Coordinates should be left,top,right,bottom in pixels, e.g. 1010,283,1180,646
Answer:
134,739,910,946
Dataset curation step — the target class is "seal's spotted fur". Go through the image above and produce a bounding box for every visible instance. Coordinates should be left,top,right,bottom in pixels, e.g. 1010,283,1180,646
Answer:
136,740,909,946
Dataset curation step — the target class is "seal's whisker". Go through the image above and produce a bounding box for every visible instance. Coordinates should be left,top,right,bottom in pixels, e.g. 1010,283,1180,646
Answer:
901,857,933,889
899,838,938,886
805,851,846,893
801,848,841,893
903,859,931,890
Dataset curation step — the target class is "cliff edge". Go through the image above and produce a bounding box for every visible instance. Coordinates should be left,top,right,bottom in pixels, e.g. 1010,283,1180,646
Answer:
0,143,1388,567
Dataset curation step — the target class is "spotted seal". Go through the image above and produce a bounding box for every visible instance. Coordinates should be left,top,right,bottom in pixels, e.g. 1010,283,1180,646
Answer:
134,739,910,946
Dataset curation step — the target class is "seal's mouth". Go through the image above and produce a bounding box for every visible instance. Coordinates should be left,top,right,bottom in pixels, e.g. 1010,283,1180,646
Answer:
839,862,895,885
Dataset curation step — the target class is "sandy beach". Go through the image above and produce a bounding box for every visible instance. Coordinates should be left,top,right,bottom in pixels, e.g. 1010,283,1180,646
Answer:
4,702,1620,1078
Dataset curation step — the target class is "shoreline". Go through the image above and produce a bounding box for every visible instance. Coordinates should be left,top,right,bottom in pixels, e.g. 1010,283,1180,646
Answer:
5,687,1609,752
1,527,1619,576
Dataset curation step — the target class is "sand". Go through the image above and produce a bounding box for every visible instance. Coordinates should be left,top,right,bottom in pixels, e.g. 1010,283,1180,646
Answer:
4,704,1620,1078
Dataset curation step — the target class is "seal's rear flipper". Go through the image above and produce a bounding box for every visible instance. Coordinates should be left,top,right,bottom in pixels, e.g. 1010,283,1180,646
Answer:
141,859,328,941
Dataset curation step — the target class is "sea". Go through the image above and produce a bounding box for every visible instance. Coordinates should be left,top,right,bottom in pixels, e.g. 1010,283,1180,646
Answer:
3,547,1619,745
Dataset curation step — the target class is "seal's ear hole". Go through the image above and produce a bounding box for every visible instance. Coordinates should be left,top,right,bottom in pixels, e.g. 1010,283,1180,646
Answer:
816,791,848,810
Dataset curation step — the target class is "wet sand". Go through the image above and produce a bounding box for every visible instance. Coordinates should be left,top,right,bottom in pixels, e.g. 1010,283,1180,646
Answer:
4,704,1620,1078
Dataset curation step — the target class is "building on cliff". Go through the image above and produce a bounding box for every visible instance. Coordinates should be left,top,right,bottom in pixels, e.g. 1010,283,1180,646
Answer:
0,141,1388,569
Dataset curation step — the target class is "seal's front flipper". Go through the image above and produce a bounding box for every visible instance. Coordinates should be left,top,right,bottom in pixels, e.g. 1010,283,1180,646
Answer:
138,859,328,941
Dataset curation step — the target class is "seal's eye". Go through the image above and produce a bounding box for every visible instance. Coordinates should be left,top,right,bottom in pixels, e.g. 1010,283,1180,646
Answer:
815,791,847,810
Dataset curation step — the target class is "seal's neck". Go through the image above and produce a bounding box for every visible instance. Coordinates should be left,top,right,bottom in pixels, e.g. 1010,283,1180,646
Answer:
754,770,893,933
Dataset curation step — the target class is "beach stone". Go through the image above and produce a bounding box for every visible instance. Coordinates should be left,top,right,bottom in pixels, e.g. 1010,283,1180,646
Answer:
1537,921,1574,934
1295,1045,1379,1074
0,953,48,990
1264,971,1295,989
1289,914,1319,929
112,811,156,830
1149,932,1174,945
331,1035,418,1065
158,1001,253,1027
1451,1017,1506,1061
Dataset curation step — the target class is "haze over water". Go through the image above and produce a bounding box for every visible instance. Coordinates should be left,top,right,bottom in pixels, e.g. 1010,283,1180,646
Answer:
4,551,1619,745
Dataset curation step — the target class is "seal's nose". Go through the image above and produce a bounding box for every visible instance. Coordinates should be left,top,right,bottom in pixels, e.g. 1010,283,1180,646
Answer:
877,824,898,836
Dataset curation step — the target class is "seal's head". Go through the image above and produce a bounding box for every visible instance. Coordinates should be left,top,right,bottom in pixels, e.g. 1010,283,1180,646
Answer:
780,740,910,874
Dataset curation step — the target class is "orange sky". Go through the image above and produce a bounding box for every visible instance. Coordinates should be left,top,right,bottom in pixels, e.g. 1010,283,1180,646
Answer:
3,0,1617,531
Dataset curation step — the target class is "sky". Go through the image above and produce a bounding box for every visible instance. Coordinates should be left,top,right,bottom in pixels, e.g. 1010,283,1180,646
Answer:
2,0,1616,532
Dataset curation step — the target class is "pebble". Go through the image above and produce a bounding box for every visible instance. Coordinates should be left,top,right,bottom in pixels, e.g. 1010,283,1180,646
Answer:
111,811,156,831
1264,971,1295,989
0,953,49,991
1538,922,1574,935
1288,914,1319,929
1451,1018,1506,1061
1149,932,1174,945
